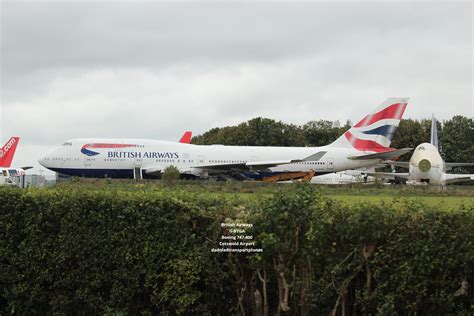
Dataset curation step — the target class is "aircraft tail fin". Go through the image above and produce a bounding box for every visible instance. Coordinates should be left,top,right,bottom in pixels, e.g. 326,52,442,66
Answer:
0,137,20,168
329,98,409,152
179,131,192,144
430,114,439,150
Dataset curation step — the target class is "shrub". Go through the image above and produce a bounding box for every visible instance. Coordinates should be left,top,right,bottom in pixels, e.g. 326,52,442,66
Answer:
0,185,472,314
161,166,181,183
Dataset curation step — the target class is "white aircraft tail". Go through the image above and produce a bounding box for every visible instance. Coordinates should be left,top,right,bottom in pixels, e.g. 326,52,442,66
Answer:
329,98,409,152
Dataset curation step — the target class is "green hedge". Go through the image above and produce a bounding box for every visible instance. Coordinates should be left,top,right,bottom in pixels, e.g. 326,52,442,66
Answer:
1,186,473,315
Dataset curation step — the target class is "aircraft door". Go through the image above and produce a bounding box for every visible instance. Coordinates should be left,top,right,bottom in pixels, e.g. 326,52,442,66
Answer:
327,157,334,171
84,157,92,167
133,158,143,180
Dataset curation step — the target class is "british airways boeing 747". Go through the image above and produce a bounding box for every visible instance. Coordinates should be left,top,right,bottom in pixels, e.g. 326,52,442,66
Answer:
39,98,411,180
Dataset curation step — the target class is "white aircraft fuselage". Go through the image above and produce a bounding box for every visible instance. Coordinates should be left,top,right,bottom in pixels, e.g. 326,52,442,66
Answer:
1,167,26,177
371,115,473,186
310,171,375,185
39,138,376,179
408,143,445,184
38,98,411,180
407,143,473,185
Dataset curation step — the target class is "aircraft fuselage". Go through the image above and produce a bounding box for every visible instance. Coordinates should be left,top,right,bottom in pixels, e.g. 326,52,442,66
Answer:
39,138,380,179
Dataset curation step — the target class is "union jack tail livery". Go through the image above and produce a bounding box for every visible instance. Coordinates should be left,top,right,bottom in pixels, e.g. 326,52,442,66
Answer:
330,98,409,152
0,137,20,168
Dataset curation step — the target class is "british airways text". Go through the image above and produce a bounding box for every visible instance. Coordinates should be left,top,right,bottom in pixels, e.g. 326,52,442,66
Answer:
107,152,179,159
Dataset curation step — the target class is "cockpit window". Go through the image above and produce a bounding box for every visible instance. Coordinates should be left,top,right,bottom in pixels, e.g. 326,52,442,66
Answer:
62,142,72,146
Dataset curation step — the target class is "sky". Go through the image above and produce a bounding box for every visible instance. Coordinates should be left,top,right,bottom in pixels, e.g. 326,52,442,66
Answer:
0,0,472,175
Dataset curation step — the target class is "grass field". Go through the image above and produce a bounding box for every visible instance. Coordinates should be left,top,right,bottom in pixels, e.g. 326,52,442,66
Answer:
50,178,474,209
327,194,474,208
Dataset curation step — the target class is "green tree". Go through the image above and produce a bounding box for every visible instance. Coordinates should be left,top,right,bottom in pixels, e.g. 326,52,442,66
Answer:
192,117,305,146
441,115,474,172
253,185,322,314
303,120,341,146
161,165,181,183
390,119,431,161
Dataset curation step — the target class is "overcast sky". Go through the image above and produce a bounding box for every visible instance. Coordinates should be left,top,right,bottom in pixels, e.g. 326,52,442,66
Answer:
0,0,472,175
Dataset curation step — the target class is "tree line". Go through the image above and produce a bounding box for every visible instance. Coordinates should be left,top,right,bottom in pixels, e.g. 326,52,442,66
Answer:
192,116,474,166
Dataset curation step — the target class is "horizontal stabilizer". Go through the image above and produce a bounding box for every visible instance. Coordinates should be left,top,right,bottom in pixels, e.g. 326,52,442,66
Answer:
364,171,410,180
445,162,474,171
444,173,474,184
21,166,33,171
382,160,410,168
349,148,412,161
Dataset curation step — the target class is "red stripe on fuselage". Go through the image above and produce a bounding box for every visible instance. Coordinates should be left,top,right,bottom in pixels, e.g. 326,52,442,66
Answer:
345,131,394,152
83,143,136,149
354,103,407,128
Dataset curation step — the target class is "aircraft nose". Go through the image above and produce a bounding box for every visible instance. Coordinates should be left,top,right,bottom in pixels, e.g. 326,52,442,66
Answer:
38,155,48,167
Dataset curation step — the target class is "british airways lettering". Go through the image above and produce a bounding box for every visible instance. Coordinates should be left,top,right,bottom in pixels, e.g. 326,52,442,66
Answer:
107,151,179,159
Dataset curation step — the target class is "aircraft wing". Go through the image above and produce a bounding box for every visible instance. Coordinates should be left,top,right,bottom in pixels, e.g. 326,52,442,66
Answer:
193,162,246,170
445,162,474,171
142,150,331,177
364,171,410,180
195,150,328,171
143,159,305,175
143,166,165,174
195,159,304,171
192,151,329,172
246,160,304,169
349,148,413,161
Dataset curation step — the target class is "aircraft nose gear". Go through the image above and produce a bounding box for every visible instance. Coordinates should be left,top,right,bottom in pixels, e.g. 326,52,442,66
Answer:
418,159,431,172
